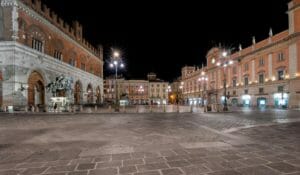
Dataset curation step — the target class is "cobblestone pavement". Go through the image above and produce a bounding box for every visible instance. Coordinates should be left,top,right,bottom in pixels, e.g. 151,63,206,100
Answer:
0,109,299,174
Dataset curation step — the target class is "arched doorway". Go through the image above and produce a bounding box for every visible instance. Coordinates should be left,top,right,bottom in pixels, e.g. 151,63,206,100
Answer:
28,71,45,107
87,84,93,104
96,86,101,104
74,81,82,105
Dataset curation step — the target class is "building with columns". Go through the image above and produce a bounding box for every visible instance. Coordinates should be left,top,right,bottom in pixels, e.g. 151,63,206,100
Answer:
104,77,149,105
0,0,104,111
104,73,168,105
147,73,169,105
181,0,300,108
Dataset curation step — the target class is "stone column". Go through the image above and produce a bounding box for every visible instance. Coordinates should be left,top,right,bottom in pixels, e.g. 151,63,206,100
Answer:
289,43,298,79
268,54,273,79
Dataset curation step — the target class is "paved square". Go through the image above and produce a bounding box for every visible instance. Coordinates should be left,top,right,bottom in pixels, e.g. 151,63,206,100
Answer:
0,109,300,174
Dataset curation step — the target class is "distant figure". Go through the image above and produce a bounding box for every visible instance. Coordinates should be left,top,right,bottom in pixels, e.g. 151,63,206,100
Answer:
54,103,58,112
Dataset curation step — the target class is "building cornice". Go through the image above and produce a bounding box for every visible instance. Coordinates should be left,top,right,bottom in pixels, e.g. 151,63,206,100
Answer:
235,32,300,61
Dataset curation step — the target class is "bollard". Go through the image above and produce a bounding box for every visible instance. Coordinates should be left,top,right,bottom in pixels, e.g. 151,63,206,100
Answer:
163,105,166,113
36,106,39,113
190,105,193,113
80,105,83,112
95,105,97,112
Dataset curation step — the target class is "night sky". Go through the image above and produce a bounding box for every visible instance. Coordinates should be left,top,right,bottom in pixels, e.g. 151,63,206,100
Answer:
42,0,290,82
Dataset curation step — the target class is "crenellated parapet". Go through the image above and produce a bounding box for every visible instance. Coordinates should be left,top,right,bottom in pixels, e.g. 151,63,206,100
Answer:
16,0,102,58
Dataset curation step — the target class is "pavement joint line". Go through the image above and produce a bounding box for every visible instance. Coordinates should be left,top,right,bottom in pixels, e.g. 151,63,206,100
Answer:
199,125,254,146
222,119,300,133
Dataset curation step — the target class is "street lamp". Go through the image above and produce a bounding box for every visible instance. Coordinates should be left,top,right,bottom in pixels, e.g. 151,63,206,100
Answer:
216,50,234,112
109,50,125,112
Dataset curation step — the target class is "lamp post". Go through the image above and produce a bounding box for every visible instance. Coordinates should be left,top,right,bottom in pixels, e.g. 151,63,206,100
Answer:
216,51,233,112
109,51,125,112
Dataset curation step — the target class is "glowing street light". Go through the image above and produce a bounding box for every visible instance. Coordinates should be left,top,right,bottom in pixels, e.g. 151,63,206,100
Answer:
109,50,125,112
113,51,120,58
217,49,234,112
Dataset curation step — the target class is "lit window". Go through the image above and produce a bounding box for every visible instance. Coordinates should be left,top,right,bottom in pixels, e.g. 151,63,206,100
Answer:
211,58,216,64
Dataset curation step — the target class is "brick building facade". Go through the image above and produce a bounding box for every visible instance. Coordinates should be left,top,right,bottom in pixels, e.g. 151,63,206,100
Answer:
181,0,300,109
0,0,104,111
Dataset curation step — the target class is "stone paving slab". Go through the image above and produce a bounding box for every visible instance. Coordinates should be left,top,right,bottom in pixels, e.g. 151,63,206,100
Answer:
0,112,300,174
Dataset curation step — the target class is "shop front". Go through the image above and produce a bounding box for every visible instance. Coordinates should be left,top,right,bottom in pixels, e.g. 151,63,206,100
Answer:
257,97,267,108
242,95,251,107
274,93,288,108
188,98,202,105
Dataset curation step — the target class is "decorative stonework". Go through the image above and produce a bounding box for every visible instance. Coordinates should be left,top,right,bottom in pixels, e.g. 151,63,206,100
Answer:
0,42,104,107
17,1,101,59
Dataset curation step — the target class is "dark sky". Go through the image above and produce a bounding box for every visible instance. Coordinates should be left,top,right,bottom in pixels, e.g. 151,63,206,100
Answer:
42,0,290,82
